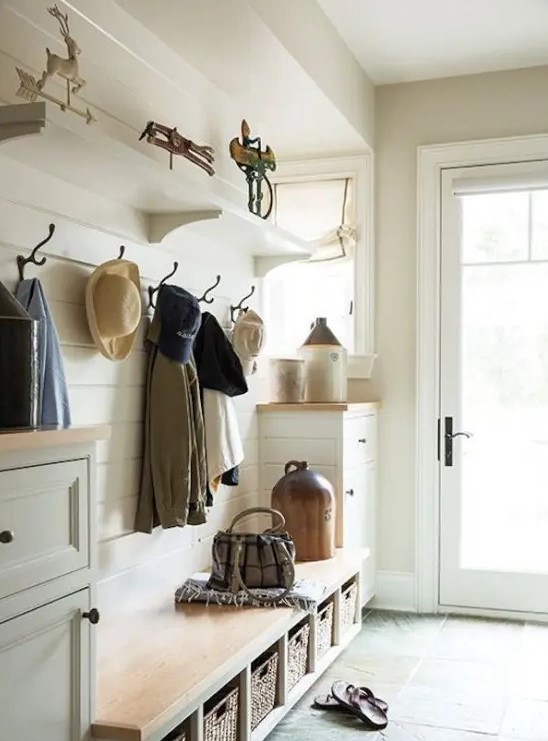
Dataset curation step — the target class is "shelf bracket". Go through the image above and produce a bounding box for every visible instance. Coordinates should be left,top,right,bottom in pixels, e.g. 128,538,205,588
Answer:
0,102,47,145
146,209,222,243
253,253,308,278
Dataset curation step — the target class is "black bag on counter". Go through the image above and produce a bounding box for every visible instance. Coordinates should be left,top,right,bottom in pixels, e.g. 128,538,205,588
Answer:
0,317,39,429
0,281,40,429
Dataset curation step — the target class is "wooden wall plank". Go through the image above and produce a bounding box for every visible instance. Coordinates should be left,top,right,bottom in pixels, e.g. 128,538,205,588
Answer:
0,180,262,595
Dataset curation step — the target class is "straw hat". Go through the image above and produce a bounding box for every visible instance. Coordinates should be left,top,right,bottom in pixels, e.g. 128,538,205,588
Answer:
86,259,141,361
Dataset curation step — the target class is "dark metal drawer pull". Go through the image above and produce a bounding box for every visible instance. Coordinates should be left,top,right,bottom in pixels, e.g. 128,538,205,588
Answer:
0,530,14,544
358,438,367,444
345,489,355,497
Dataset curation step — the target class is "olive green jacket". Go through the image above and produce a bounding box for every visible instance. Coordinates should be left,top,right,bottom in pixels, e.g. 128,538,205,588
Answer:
135,311,207,533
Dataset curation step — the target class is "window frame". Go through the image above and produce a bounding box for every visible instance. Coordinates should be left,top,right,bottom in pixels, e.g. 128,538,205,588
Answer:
267,153,375,378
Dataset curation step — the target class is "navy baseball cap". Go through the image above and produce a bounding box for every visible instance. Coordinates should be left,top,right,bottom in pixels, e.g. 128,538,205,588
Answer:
157,284,202,364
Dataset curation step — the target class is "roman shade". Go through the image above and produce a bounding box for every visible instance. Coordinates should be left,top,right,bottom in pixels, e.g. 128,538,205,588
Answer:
274,177,357,262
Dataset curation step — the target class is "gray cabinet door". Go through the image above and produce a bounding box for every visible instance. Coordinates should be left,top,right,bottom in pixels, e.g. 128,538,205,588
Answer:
0,589,91,741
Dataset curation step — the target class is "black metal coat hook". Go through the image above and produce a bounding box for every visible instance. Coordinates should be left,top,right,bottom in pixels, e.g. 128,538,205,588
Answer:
117,245,126,259
198,275,221,304
17,223,55,282
230,285,255,323
148,261,179,309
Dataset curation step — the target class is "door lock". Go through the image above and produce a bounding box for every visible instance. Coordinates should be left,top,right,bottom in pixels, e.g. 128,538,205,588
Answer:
445,431,473,440
443,417,473,466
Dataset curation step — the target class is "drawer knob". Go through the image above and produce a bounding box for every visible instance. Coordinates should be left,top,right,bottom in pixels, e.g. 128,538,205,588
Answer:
358,438,367,444
82,608,100,625
345,489,355,497
0,530,14,544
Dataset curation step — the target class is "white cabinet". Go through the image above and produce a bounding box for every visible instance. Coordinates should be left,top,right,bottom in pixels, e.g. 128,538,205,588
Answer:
258,403,378,605
0,589,91,741
0,429,108,741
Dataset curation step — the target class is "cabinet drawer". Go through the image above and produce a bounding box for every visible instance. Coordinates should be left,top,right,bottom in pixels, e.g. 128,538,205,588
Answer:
0,460,89,600
344,414,377,465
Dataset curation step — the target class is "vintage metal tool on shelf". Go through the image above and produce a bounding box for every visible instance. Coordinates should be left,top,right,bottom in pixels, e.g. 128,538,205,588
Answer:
139,121,215,175
15,5,94,124
229,120,276,219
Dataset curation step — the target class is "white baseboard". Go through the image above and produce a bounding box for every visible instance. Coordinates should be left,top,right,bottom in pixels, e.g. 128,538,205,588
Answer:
371,571,417,612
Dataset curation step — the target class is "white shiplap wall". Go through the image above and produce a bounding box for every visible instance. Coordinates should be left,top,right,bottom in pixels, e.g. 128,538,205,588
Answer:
0,154,267,614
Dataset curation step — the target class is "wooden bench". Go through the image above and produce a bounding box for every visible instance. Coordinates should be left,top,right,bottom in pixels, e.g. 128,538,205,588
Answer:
92,548,368,741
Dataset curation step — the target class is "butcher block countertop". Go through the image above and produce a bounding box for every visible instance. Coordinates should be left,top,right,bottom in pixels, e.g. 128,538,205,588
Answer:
256,401,379,412
0,425,111,453
92,548,368,741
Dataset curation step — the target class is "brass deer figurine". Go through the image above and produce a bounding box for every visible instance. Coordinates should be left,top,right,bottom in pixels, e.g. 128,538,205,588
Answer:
37,5,86,98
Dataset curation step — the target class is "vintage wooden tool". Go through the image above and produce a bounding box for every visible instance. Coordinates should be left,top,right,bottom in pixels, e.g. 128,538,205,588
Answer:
139,121,215,176
229,120,276,219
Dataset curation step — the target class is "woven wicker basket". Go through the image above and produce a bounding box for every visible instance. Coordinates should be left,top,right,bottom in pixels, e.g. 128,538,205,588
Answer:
204,687,239,741
316,601,334,660
251,651,279,730
341,582,358,632
287,622,310,690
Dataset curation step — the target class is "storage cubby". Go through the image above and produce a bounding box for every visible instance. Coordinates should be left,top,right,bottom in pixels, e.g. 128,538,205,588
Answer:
287,620,311,692
203,685,239,741
316,600,335,660
340,578,359,635
250,647,279,730
163,719,189,741
92,551,368,741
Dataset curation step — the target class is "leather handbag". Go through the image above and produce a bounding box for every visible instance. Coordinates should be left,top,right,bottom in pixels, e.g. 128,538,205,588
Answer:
208,507,296,602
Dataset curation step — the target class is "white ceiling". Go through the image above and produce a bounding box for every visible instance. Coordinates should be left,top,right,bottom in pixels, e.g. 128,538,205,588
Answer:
317,0,548,84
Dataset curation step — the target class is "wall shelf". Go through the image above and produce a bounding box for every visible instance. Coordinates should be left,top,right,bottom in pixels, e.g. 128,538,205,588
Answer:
0,103,311,267
0,101,46,144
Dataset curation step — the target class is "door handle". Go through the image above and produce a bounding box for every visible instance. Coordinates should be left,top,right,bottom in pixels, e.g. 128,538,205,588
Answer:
445,431,473,440
443,417,472,466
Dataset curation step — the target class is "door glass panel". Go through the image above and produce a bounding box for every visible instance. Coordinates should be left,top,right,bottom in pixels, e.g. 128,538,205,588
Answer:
461,192,529,264
461,194,548,573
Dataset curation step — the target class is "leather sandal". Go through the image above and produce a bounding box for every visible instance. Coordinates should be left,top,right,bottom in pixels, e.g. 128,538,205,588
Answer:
330,680,388,730
313,687,388,713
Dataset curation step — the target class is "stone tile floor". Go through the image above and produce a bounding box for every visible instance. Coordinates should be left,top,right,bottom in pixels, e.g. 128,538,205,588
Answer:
267,610,548,741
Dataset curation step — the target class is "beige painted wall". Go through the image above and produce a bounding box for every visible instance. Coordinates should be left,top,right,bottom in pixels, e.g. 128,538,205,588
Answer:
365,64,548,575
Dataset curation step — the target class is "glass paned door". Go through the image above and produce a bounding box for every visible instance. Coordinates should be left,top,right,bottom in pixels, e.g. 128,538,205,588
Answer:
439,162,548,613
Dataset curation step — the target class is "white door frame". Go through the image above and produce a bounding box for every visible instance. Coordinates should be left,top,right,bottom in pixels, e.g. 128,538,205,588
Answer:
416,132,548,614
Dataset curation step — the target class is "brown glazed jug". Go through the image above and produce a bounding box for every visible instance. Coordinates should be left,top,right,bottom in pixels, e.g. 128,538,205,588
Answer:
271,461,336,562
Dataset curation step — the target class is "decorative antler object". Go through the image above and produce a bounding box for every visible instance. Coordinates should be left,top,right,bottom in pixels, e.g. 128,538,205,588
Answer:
229,120,276,219
139,121,215,176
15,4,94,123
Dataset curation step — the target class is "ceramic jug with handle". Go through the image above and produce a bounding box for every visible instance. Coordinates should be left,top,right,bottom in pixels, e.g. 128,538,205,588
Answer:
271,460,336,561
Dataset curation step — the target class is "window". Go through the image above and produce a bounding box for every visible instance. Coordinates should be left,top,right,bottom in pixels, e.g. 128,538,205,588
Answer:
263,156,374,377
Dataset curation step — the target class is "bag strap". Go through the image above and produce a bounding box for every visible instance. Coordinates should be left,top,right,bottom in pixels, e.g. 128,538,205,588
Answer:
227,507,286,534
230,541,296,605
